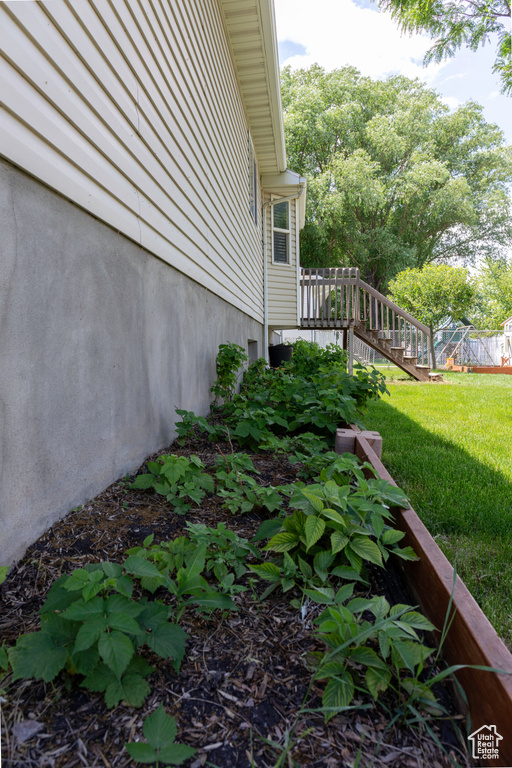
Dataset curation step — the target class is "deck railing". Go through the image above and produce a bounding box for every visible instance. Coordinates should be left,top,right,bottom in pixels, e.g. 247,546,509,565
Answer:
300,267,431,366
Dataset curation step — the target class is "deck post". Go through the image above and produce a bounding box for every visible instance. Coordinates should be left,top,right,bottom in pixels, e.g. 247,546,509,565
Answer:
348,327,354,374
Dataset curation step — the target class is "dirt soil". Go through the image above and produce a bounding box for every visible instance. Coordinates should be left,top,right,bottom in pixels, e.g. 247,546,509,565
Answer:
1,434,471,768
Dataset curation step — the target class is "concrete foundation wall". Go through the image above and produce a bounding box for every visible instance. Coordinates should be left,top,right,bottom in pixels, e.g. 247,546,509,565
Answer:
0,161,263,564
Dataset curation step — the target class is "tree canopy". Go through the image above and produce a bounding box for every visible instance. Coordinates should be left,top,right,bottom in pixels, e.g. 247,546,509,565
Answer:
377,0,512,95
388,263,476,367
282,65,512,290
473,256,512,328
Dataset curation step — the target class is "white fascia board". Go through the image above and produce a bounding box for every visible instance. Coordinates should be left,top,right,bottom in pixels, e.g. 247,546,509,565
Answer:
258,0,286,172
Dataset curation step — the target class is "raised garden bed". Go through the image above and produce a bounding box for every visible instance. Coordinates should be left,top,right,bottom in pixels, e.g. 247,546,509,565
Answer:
1,431,470,768
341,425,512,767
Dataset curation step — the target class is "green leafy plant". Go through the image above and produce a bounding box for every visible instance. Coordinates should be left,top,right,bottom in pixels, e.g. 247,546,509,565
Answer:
310,591,439,721
125,536,236,621
174,409,227,446
0,566,9,585
213,451,283,514
8,562,188,707
185,521,258,581
210,342,248,403
258,479,416,589
125,704,196,765
129,455,215,514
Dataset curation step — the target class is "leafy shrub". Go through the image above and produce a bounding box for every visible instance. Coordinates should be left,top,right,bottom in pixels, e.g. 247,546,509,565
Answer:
310,592,439,721
124,536,237,621
185,521,258,594
8,562,188,707
130,455,215,513
126,704,196,765
284,339,347,378
210,342,248,403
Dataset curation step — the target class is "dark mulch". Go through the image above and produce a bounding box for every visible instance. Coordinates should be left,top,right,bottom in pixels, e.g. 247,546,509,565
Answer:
1,435,471,767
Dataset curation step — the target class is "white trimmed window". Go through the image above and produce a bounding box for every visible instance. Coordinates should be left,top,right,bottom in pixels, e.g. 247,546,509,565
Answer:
272,199,290,264
248,133,257,225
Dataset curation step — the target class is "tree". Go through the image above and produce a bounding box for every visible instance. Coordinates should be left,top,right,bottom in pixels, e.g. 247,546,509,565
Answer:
377,0,512,95
473,257,512,328
388,264,476,368
282,66,512,290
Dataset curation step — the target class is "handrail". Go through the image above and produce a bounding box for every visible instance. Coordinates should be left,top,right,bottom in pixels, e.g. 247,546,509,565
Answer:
359,279,430,335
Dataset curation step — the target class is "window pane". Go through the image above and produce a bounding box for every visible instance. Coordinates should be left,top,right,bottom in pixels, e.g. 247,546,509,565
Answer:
273,201,289,230
273,231,289,263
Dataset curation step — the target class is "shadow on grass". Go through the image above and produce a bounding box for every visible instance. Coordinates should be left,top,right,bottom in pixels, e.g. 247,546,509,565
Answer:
365,398,512,539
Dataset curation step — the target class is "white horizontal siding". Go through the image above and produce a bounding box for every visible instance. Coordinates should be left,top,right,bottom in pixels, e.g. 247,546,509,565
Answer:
266,192,298,328
0,0,264,321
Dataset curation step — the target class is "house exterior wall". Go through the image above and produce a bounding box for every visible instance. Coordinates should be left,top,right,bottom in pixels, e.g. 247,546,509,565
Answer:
0,0,264,320
265,192,300,329
0,160,264,563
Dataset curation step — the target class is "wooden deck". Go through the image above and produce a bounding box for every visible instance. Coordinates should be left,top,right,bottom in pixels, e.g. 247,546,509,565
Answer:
300,268,431,381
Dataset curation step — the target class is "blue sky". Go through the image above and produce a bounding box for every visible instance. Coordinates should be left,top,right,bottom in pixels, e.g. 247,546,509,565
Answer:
274,0,511,145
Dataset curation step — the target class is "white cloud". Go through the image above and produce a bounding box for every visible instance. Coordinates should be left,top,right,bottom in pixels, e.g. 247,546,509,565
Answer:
274,0,446,82
440,95,462,110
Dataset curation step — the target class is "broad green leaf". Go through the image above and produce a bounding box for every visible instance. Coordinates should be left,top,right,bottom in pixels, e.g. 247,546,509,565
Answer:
314,661,348,679
399,611,435,631
298,556,313,579
303,587,335,604
322,672,355,721
350,647,388,670
349,536,383,566
9,632,67,682
393,546,418,561
301,491,325,513
144,623,187,663
322,508,346,526
106,594,144,618
264,532,298,552
40,576,79,613
366,667,391,699
125,742,158,763
305,516,325,551
63,596,105,622
98,631,134,679
104,672,150,708
158,743,197,764
381,529,405,545
124,556,163,580
334,582,355,604
63,569,92,591
147,461,163,475
331,531,349,554
370,513,385,539
249,563,282,582
191,593,236,611
143,704,177,748
107,614,141,635
70,644,100,675
183,544,206,580
81,662,115,692
131,473,157,490
101,561,123,579
74,617,108,652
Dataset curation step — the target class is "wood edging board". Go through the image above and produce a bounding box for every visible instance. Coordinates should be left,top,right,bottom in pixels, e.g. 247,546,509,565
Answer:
339,426,512,766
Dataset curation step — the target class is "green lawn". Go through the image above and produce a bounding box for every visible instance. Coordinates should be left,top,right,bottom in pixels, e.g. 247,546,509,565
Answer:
365,371,512,647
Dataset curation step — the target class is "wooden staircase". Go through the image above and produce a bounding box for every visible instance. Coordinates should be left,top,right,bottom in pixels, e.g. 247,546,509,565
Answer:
300,268,431,381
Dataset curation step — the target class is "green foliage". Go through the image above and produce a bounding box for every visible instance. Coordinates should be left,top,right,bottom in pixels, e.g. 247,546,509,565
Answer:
125,704,196,765
377,0,512,95
388,263,476,367
255,478,414,589
292,451,375,483
125,536,237,621
473,256,512,329
185,521,258,585
0,566,9,585
388,264,476,332
210,342,248,403
8,562,187,707
283,340,347,377
130,455,215,514
282,65,512,289
311,594,438,720
174,409,226,445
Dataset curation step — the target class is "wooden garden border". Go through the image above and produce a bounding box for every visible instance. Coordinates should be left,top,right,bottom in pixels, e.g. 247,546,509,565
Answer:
336,426,512,767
